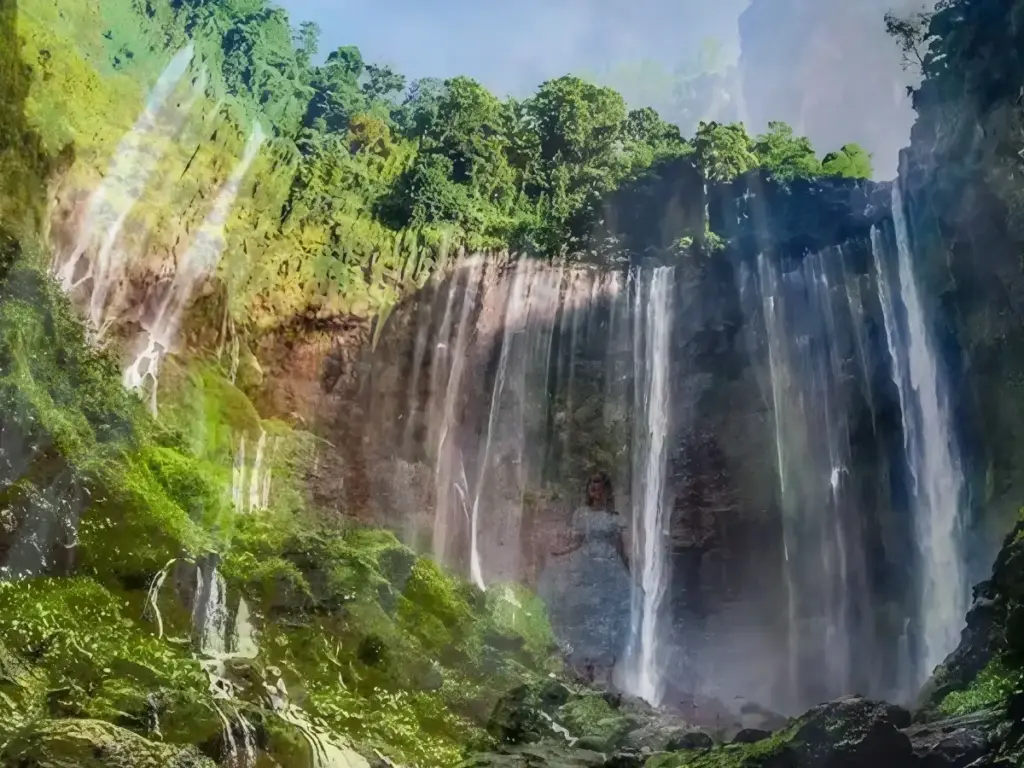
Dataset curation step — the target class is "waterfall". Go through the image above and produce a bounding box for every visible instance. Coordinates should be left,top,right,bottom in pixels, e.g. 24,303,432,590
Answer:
872,183,966,682
272,683,370,768
625,266,674,705
144,558,178,639
189,556,259,765
199,561,229,657
248,429,268,514
431,257,485,567
755,250,875,708
232,435,247,512
123,123,266,413
230,430,273,515
467,259,564,588
378,256,626,585
55,46,205,332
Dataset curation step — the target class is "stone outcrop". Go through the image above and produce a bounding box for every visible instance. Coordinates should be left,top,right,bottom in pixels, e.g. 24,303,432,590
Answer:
467,688,1005,768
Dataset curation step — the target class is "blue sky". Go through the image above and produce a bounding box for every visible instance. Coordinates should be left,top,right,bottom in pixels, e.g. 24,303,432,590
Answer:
274,0,929,178
276,0,750,98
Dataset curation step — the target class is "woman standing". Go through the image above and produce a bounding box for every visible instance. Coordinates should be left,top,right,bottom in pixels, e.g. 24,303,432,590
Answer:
537,472,633,686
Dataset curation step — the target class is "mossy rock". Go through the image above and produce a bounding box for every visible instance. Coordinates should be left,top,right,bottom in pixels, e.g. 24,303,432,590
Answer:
1,718,216,767
649,696,913,768
457,742,609,767
488,681,572,745
560,695,637,751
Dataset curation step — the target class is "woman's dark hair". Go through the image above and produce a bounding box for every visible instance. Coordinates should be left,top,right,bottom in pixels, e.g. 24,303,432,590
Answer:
584,471,614,511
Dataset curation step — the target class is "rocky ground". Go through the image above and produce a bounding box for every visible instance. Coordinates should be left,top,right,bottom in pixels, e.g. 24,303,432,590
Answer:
461,521,1024,768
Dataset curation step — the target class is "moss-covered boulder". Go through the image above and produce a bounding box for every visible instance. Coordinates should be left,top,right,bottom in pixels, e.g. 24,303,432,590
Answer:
456,742,614,767
789,696,912,767
1,718,216,767
648,696,913,768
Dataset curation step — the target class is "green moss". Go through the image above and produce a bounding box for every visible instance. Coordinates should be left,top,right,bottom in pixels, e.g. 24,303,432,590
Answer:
485,583,557,664
141,445,230,532
157,361,263,466
559,694,636,749
647,725,797,768
2,717,216,768
0,578,211,730
79,452,210,576
939,657,1021,716
398,558,476,652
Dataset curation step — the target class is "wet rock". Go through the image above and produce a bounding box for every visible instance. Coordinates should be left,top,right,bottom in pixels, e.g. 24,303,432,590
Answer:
485,627,527,653
665,731,714,751
600,751,646,768
904,714,991,768
457,743,608,767
575,735,610,752
488,683,567,745
791,696,914,767
732,728,773,744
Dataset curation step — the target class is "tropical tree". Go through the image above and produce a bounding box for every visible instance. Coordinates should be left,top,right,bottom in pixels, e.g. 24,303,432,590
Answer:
693,121,757,181
623,107,691,168
362,64,407,103
822,144,874,179
753,122,822,181
304,45,367,132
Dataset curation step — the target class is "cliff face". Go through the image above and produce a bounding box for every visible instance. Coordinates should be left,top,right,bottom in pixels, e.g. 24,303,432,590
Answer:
894,0,1024,587
280,165,938,715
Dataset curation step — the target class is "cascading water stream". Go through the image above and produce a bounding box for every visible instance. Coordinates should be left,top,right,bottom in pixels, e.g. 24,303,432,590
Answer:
431,257,485,569
872,183,966,682
466,259,565,589
55,45,205,332
625,266,674,705
123,123,266,413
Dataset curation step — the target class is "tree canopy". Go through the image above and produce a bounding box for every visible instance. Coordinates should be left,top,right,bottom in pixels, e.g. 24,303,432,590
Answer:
822,144,874,180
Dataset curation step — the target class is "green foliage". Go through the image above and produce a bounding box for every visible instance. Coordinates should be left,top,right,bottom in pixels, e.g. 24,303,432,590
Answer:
0,578,209,722
822,144,874,180
647,725,797,768
694,121,757,182
17,0,862,337
754,122,822,182
884,8,937,73
2,718,217,768
485,584,557,662
939,657,1022,716
0,262,142,464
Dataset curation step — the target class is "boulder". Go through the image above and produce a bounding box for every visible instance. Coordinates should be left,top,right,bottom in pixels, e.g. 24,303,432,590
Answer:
488,681,573,745
457,743,608,767
904,714,991,768
790,696,914,768
732,728,773,745
665,731,714,751
0,718,216,767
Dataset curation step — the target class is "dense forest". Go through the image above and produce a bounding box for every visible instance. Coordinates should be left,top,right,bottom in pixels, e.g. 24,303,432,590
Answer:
16,0,873,328
0,0,1022,766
